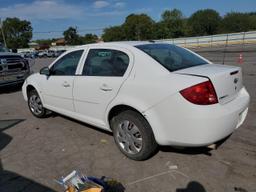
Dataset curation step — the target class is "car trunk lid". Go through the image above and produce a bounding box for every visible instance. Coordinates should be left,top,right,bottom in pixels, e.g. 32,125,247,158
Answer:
174,64,243,104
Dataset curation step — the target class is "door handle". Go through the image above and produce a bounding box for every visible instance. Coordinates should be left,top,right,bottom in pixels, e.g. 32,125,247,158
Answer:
62,81,71,87
100,84,112,91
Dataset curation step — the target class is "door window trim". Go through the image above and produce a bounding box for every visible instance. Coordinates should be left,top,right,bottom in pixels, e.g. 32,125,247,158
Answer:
81,48,130,77
49,49,85,76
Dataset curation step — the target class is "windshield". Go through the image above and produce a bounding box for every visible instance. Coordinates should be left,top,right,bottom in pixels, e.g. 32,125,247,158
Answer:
135,43,208,72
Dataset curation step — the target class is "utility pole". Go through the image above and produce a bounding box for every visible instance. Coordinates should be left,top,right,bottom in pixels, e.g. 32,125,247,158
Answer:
0,18,7,48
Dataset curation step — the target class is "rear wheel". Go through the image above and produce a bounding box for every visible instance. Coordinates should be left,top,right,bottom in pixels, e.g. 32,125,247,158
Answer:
28,89,47,118
111,110,158,161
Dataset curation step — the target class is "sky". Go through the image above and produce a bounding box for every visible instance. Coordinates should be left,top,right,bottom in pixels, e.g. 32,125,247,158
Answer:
0,0,256,40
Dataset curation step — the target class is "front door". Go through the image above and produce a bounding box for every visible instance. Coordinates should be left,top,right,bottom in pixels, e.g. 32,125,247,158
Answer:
41,50,84,113
73,48,132,127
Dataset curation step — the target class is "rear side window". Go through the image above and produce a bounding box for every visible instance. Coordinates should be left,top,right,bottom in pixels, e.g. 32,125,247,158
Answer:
82,49,129,76
135,44,208,72
51,50,83,76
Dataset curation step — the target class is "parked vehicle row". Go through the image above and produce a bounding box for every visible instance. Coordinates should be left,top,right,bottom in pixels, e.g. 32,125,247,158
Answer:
19,50,66,59
0,43,30,87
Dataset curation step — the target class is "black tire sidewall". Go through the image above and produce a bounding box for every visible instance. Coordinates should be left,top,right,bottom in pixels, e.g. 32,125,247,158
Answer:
111,110,158,161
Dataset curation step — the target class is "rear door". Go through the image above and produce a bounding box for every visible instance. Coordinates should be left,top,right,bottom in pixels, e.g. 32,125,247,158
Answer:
41,50,84,113
73,47,133,127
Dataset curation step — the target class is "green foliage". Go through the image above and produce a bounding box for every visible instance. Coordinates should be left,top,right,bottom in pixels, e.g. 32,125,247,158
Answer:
187,9,222,36
123,14,155,40
2,9,256,47
63,27,98,45
102,26,125,42
102,14,154,41
160,9,185,38
35,38,56,45
63,27,83,45
82,33,98,44
0,17,32,49
222,12,256,33
152,22,167,39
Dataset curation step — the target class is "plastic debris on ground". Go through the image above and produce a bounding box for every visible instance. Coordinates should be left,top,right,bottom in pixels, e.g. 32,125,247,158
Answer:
56,170,125,192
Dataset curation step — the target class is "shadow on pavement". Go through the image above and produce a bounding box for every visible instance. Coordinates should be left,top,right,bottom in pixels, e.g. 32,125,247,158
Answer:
0,119,25,151
159,135,231,156
51,113,113,136
159,146,212,156
0,160,56,192
0,131,12,152
0,119,25,132
176,181,206,192
0,119,56,192
0,84,22,94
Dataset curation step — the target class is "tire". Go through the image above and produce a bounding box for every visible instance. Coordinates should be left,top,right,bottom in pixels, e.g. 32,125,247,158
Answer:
28,89,47,118
111,110,158,161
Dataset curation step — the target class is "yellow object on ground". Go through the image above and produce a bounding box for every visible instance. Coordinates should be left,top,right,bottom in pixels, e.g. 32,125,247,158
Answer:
81,188,102,192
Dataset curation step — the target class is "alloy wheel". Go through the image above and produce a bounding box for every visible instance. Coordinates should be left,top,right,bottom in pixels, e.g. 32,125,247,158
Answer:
116,120,143,154
29,94,43,116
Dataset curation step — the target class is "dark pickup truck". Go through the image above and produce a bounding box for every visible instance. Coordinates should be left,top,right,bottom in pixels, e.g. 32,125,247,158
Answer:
0,45,30,87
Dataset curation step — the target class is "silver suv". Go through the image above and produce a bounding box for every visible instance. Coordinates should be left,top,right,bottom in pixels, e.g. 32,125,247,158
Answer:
0,44,30,87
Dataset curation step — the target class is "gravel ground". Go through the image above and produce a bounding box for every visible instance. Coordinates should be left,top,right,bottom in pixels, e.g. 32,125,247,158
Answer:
0,46,255,192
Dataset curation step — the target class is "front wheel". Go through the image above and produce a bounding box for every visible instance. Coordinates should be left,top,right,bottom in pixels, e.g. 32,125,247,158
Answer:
111,110,158,161
28,89,47,118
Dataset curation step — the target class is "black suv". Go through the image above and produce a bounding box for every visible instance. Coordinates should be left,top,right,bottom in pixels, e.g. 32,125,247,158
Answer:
0,44,30,87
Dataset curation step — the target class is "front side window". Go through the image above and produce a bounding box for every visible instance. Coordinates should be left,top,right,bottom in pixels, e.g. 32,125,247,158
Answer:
82,49,129,76
50,50,83,76
136,44,208,72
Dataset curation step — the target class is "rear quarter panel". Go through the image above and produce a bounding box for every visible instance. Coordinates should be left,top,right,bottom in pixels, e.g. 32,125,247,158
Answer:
105,47,209,127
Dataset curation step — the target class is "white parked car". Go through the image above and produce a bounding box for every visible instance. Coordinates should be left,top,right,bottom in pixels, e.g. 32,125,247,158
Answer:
22,42,250,160
38,51,48,58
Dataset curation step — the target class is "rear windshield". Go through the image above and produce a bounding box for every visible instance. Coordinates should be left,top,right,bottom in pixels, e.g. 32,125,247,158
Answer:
135,43,208,72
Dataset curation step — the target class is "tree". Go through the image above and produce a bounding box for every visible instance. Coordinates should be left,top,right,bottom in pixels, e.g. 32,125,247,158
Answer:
0,17,32,49
160,9,185,38
63,27,82,45
123,14,154,40
222,12,256,33
35,38,56,46
82,33,98,44
102,26,125,42
188,9,222,36
152,22,167,39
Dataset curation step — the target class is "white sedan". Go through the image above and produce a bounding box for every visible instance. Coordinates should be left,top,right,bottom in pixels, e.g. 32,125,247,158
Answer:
22,42,250,160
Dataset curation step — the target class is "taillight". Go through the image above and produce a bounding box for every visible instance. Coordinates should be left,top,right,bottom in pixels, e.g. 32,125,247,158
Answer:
180,81,218,105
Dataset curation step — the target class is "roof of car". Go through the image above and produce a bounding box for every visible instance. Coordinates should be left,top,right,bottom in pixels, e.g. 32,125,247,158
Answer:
75,41,164,49
64,41,175,52
104,41,156,46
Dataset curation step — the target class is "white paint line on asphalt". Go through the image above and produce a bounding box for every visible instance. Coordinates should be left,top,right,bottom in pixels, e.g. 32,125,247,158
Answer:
125,169,189,187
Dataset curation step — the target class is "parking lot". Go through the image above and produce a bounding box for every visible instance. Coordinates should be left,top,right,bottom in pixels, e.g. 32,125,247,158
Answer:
0,47,256,192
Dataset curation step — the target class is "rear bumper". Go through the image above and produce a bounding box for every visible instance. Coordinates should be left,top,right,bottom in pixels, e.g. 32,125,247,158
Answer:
144,87,250,146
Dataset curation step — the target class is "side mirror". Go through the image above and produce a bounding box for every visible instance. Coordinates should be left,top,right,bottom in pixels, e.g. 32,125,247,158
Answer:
40,67,50,76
